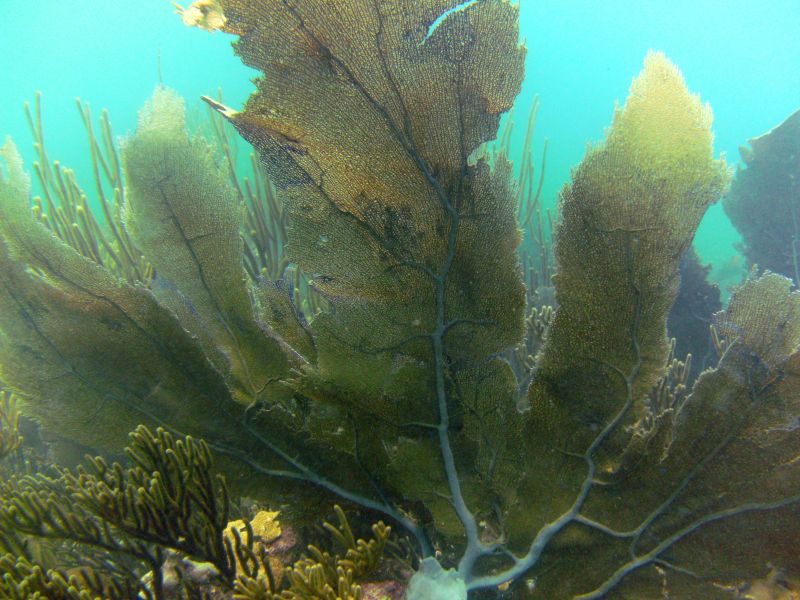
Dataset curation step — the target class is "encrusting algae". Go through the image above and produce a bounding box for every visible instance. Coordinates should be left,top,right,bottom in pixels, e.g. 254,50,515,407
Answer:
0,1,799,598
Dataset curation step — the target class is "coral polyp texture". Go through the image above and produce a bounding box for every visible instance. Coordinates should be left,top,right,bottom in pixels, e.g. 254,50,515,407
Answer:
0,1,799,598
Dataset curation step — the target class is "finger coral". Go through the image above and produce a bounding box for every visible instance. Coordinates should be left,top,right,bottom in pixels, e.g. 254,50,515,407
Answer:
0,424,394,600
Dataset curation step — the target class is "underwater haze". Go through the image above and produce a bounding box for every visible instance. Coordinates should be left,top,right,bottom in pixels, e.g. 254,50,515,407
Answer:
1,1,800,599
2,0,799,292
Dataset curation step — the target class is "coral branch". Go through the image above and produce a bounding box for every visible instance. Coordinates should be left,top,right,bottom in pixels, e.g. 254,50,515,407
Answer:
574,494,800,600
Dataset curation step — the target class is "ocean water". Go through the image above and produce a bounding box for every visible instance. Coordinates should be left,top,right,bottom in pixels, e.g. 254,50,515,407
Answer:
2,0,799,294
1,2,800,598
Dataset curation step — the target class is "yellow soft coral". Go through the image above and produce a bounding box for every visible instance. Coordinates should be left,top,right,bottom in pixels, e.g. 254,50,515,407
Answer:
225,510,286,587
226,510,282,545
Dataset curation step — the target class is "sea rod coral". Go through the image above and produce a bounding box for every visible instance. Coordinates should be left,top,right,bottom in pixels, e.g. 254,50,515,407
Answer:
1,1,799,598
0,416,397,599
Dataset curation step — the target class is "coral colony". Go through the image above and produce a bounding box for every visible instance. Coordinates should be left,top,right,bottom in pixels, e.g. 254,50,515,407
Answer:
1,1,799,598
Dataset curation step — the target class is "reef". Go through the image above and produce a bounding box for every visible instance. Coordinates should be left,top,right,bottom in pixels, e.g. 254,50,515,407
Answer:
0,415,399,599
0,1,799,598
724,108,800,283
666,247,722,381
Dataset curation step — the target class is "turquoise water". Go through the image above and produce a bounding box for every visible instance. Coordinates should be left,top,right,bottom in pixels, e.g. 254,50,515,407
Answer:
1,0,799,292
